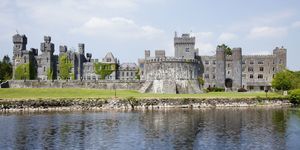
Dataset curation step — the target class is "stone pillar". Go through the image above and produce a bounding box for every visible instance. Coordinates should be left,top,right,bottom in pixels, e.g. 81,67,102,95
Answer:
215,47,225,88
232,48,242,90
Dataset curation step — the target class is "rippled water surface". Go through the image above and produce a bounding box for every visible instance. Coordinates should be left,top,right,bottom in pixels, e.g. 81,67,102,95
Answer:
0,108,300,150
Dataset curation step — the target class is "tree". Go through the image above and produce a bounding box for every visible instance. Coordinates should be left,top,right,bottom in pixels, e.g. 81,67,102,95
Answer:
59,54,72,80
198,76,204,87
0,55,12,82
217,44,232,55
272,69,295,91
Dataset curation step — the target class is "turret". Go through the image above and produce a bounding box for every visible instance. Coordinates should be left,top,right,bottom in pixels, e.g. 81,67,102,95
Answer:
40,36,54,54
145,50,150,58
232,48,242,90
215,46,226,88
79,43,85,55
59,45,67,53
273,46,287,72
13,34,27,51
174,33,197,59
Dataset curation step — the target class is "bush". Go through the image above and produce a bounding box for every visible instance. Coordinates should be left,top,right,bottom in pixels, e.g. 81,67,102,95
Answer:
238,88,247,92
206,87,225,92
289,89,300,105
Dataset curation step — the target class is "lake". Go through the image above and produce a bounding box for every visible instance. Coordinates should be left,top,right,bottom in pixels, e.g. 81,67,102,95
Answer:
0,107,300,150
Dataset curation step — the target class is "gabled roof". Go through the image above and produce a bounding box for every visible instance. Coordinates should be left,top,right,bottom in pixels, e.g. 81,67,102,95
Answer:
102,52,116,63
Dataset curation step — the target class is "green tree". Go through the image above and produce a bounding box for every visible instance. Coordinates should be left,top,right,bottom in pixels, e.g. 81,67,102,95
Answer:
47,68,53,80
135,68,140,80
198,76,204,87
59,54,72,80
217,44,232,55
272,69,295,91
0,55,13,82
15,63,30,80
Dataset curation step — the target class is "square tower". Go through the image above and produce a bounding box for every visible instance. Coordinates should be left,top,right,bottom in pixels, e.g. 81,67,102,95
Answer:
174,33,197,59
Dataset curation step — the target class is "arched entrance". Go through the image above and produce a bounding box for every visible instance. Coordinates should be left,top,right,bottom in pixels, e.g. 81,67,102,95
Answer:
225,78,233,88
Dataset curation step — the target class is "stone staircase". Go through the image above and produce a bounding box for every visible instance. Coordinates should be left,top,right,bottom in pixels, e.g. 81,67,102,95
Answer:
138,81,153,93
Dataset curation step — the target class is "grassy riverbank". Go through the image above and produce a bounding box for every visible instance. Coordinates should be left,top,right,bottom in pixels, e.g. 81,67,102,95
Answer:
0,88,284,99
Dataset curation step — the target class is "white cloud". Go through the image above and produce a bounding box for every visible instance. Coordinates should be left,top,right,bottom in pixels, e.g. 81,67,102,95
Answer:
192,32,214,41
70,17,164,39
247,26,288,39
218,32,238,42
197,42,215,55
292,21,300,28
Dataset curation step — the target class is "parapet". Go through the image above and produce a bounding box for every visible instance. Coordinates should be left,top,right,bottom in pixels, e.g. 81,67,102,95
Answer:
79,43,85,54
155,50,165,58
13,34,27,44
44,36,51,43
59,45,67,53
145,50,150,58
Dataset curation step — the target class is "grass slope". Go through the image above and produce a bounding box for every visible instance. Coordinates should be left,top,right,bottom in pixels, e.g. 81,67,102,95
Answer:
0,88,284,99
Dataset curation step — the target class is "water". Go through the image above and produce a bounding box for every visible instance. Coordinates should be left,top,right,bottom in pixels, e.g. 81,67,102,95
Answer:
0,108,300,150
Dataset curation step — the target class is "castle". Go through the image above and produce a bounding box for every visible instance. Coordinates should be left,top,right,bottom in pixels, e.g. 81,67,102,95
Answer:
11,33,286,93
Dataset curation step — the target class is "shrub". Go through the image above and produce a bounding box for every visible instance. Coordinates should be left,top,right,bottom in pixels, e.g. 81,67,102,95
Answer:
207,87,225,92
289,89,300,105
238,88,247,92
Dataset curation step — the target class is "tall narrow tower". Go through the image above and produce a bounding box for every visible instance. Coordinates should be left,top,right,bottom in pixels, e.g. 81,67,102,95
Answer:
232,48,242,90
215,46,226,88
174,33,197,59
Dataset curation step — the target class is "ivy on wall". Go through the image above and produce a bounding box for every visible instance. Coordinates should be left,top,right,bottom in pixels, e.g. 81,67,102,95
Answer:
135,68,140,80
59,54,73,80
47,68,53,80
94,63,116,79
15,63,30,80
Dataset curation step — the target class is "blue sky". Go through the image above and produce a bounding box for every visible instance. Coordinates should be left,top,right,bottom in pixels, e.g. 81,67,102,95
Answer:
0,0,300,70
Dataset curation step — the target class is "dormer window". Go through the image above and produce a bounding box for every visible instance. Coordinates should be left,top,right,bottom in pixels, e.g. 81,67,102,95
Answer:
107,58,111,62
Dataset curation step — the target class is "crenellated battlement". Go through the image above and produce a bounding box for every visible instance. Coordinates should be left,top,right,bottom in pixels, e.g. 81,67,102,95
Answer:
145,57,198,63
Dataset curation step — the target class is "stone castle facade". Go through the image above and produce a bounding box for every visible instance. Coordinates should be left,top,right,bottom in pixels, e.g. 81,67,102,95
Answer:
11,33,286,93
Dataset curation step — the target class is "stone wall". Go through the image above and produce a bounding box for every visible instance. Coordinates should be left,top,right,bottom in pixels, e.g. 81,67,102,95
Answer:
8,80,143,90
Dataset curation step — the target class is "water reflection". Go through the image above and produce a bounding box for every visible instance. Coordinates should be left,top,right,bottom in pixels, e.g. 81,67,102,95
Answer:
0,108,299,150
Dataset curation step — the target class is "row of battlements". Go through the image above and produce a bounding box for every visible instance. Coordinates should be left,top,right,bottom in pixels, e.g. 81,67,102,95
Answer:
145,57,198,63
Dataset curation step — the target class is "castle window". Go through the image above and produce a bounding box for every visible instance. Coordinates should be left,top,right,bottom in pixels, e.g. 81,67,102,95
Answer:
250,60,254,64
227,71,230,74
131,72,133,76
227,64,230,67
258,74,263,79
212,74,215,79
44,67,46,72
258,61,264,64
126,72,129,76
185,48,190,52
205,61,209,65
107,58,111,62
273,67,275,72
213,60,216,65
248,67,254,72
260,86,264,91
279,59,282,64
24,56,26,63
47,57,49,62
205,74,209,79
259,67,264,72
250,74,254,79
122,72,124,76
242,60,246,64
249,86,254,90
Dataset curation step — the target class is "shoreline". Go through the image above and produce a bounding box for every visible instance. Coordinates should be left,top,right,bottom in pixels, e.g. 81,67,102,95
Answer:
0,97,292,112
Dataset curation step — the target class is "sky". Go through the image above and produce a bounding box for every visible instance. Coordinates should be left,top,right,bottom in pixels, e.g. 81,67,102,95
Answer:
0,0,300,70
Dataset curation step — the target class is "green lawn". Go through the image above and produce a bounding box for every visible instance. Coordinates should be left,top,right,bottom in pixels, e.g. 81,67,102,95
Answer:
0,88,284,99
